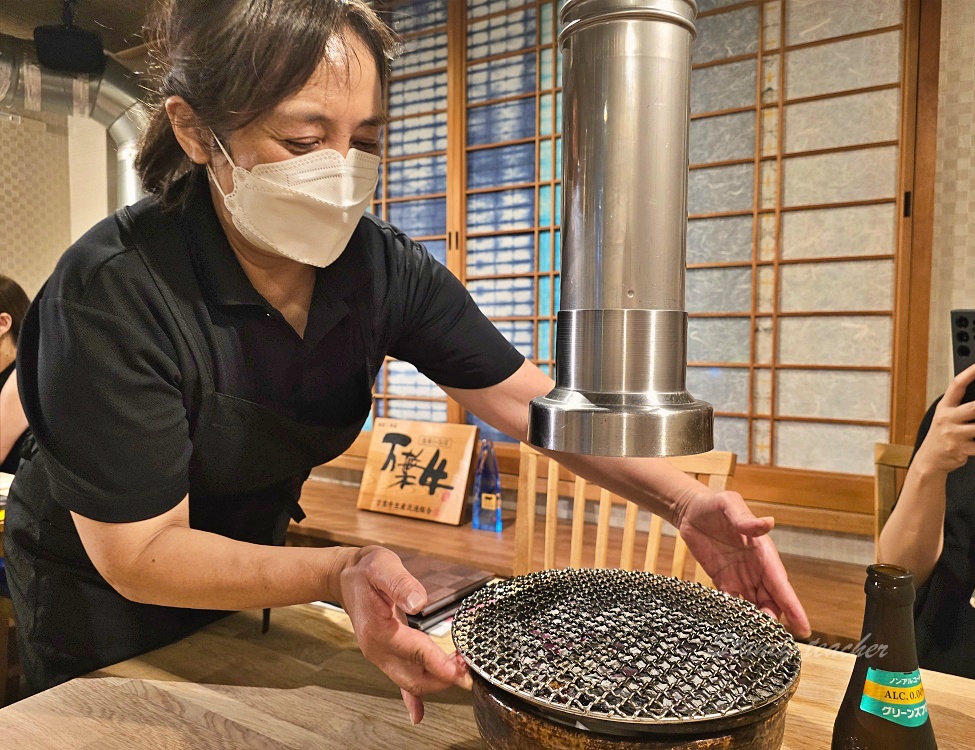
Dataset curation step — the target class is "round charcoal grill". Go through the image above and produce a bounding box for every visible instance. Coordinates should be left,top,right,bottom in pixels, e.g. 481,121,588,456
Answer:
453,568,801,741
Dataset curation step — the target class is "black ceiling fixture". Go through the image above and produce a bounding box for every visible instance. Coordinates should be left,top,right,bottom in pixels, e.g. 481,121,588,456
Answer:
33,0,106,76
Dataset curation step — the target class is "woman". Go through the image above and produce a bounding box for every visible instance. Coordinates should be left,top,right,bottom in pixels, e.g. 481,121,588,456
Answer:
0,274,30,474
878,363,975,678
4,0,809,721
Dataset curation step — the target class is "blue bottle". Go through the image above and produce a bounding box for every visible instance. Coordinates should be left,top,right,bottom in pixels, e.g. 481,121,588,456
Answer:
471,439,502,532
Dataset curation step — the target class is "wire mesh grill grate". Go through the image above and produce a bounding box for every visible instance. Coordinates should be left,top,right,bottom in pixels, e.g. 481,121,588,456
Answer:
453,568,800,727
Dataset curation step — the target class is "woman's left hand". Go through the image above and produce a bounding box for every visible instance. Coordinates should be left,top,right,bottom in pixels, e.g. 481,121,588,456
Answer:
673,489,812,638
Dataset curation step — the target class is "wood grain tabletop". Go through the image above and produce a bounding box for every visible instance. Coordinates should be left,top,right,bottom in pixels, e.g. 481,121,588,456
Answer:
0,604,972,749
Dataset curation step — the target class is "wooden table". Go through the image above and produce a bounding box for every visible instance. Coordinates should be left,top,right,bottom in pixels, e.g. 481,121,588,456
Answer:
289,479,868,642
0,604,972,749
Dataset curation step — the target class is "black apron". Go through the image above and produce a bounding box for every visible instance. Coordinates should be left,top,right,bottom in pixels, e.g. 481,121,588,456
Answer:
4,201,374,692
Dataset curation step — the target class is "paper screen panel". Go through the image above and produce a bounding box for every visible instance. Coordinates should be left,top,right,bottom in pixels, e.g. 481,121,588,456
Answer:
687,268,754,314
775,423,889,475
687,216,754,265
780,260,894,312
785,31,902,100
387,155,446,197
466,233,535,277
785,0,904,46
693,6,761,64
688,163,756,214
780,205,898,259
698,0,749,11
778,316,893,367
687,367,751,414
782,147,899,207
715,417,750,459
374,3,450,423
777,371,892,422
690,111,756,165
688,318,752,364
691,59,758,114
784,89,900,153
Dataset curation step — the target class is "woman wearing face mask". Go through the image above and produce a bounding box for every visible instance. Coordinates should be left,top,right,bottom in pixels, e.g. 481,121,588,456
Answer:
0,274,30,475
4,0,810,720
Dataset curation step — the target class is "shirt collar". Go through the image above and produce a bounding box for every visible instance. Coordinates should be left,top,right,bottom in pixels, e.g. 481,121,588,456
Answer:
178,169,372,310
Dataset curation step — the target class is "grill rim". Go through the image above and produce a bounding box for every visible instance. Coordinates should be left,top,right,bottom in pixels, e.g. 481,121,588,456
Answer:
452,568,802,731
472,670,800,738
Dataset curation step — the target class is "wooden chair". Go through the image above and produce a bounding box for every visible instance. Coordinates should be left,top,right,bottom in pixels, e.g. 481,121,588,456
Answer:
873,442,914,560
513,443,736,585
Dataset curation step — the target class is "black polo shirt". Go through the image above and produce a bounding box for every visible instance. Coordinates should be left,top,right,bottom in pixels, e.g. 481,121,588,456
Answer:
17,172,524,524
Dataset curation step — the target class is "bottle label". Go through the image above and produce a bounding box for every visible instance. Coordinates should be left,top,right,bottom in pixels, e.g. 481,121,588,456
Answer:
859,667,928,727
480,492,498,511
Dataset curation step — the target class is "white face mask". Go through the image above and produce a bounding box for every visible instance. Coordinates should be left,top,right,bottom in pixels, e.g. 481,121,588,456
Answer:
207,134,380,268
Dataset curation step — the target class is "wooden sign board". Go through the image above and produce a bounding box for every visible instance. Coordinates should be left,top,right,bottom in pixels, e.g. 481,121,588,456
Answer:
356,418,479,525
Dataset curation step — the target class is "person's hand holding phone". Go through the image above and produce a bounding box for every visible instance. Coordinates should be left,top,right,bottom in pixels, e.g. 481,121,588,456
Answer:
913,363,975,476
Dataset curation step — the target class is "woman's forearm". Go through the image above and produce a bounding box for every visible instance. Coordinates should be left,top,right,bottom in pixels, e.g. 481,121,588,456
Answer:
876,461,947,585
442,361,703,523
84,517,357,610
72,494,360,610
542,452,702,524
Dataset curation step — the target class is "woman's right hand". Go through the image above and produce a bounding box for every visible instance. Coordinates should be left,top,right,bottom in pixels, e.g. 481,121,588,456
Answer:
332,545,472,725
913,363,975,475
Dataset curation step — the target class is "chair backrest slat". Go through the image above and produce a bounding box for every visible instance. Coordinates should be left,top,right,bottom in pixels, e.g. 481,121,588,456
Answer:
594,488,613,568
620,501,639,570
544,464,560,570
570,476,587,568
514,444,736,583
670,533,690,578
513,448,538,575
644,514,663,573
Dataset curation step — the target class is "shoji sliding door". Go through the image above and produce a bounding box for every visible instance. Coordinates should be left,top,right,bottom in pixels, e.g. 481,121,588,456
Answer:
461,0,561,442
372,0,932,526
369,1,452,429
687,0,906,480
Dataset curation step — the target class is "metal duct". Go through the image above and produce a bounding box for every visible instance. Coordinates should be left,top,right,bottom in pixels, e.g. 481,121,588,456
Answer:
528,0,713,457
0,33,146,208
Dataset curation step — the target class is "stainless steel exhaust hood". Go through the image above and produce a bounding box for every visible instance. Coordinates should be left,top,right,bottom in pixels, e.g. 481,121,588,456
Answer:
528,0,713,457
0,33,146,209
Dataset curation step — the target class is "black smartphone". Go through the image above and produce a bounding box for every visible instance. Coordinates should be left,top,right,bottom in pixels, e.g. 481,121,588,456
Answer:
950,309,975,404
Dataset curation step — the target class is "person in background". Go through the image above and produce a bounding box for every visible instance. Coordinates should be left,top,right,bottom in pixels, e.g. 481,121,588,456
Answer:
4,0,809,720
877,363,975,679
0,274,30,475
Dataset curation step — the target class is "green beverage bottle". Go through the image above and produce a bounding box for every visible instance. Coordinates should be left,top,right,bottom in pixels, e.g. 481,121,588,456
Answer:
831,564,937,749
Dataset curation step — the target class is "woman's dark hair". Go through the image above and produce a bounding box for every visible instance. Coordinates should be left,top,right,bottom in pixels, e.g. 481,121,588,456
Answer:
0,274,30,346
136,0,397,206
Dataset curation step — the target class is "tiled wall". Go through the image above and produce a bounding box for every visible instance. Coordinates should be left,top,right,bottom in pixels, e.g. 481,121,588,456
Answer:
67,116,109,244
0,110,109,302
0,112,70,298
927,0,975,404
